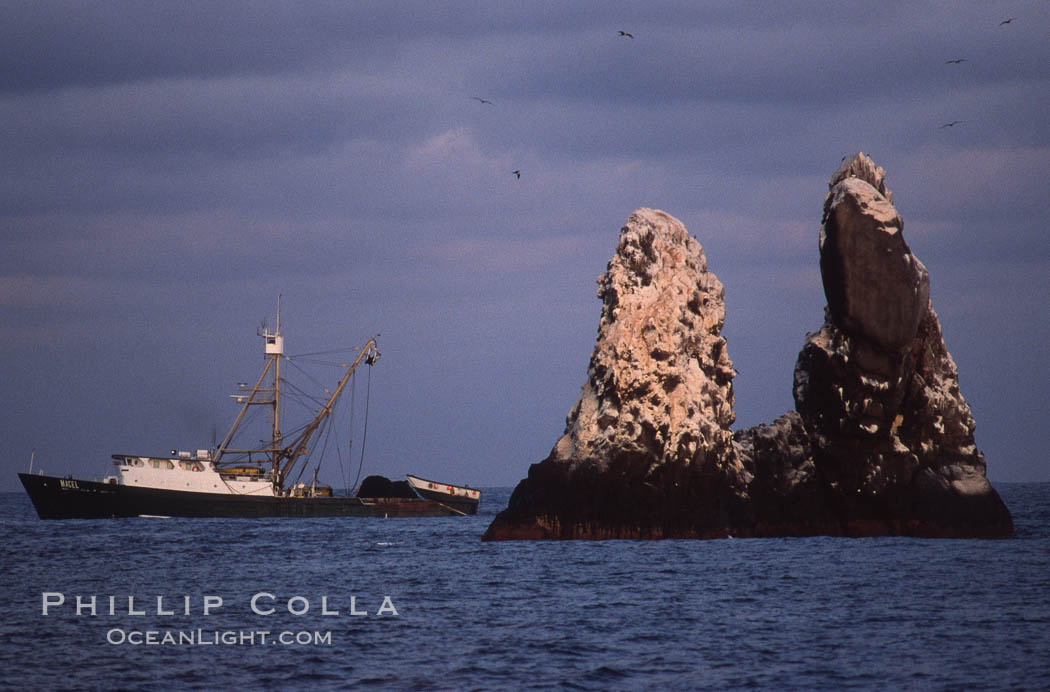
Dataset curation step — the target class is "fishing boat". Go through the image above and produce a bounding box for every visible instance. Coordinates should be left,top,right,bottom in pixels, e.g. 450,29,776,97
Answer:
18,302,480,519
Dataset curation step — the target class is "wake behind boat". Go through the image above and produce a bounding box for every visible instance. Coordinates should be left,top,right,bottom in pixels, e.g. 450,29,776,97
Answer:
18,302,479,519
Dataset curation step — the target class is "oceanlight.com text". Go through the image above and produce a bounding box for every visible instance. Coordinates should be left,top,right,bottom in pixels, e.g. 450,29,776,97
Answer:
106,628,332,646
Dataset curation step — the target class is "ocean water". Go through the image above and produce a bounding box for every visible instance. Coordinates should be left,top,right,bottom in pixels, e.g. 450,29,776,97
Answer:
1,483,1048,690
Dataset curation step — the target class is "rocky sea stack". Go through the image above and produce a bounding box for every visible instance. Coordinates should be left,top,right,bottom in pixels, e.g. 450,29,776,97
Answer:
484,153,1012,540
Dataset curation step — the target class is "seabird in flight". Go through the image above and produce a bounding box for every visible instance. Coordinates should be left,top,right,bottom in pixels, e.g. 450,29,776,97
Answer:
999,17,1016,25
944,59,967,64
471,96,493,105
512,170,521,179
939,120,964,129
618,30,634,38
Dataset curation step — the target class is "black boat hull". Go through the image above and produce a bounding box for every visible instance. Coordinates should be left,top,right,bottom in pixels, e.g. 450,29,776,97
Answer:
18,473,475,519
409,486,481,515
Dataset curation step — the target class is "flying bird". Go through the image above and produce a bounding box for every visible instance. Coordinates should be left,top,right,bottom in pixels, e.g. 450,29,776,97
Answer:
618,30,634,38
939,120,964,129
999,17,1016,25
944,59,967,64
512,170,521,179
471,96,493,105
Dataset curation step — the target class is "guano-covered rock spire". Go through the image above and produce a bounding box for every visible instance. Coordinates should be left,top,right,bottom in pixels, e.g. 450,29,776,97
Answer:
484,209,750,540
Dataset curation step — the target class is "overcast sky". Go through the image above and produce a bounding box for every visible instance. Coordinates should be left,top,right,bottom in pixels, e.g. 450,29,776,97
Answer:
2,1,1047,492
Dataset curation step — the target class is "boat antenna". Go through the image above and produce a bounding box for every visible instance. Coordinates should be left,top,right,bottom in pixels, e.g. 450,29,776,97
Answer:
29,449,35,474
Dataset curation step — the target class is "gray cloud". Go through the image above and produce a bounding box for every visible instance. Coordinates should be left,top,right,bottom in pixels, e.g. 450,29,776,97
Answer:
2,1,1047,487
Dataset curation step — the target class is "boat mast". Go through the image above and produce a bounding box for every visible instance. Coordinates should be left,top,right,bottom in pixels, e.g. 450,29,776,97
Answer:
263,296,284,485
213,357,274,462
213,298,284,478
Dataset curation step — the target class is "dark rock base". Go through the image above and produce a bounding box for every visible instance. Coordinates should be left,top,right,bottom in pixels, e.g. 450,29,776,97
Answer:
484,413,1014,541
483,454,741,541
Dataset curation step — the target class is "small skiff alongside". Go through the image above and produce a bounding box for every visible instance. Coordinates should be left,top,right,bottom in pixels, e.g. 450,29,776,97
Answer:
406,475,482,516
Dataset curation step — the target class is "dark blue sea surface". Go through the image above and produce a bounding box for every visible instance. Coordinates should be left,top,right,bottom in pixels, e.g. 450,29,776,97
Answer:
2,483,1048,690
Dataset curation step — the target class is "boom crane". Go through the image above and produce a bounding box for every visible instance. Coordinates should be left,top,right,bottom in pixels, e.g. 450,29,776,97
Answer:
213,298,380,495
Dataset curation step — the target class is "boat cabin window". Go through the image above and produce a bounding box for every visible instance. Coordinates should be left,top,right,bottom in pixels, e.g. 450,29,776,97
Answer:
178,461,203,472
151,459,175,470
128,458,144,467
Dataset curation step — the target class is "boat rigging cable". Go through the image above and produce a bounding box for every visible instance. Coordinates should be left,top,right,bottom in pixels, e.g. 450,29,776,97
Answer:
351,363,372,494
284,351,374,494
344,371,361,495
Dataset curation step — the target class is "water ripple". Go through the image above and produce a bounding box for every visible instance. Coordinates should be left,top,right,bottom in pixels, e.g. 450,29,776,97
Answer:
1,483,1048,689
